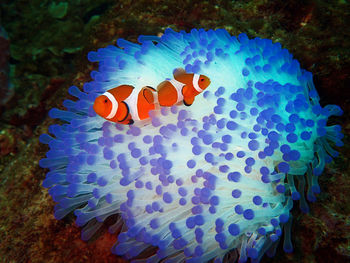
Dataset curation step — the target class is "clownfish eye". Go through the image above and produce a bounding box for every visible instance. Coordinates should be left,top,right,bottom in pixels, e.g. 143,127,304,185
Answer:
104,99,108,103
200,78,204,81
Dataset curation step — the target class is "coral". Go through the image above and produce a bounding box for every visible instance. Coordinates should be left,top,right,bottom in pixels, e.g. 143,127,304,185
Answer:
40,28,343,262
0,0,114,123
49,2,69,19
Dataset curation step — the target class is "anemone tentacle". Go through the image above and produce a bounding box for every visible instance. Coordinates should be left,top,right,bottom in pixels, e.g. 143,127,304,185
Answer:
41,28,343,262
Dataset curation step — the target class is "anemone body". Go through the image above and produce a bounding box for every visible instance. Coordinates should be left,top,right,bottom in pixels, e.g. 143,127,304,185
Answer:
40,28,343,263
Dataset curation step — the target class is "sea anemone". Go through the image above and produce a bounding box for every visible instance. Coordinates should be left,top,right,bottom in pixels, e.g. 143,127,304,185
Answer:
40,28,343,262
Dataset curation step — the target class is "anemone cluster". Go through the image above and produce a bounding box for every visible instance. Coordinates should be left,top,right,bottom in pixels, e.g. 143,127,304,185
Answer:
40,28,343,262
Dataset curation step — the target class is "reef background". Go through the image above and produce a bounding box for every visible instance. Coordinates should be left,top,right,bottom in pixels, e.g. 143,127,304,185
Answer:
0,0,349,262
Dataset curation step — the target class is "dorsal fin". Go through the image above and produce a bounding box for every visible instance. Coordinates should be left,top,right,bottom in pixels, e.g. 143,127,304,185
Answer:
173,68,186,79
109,85,134,101
157,80,178,106
157,80,169,91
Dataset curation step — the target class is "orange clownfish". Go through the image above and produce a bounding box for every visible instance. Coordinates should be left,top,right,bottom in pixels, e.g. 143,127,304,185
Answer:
157,68,211,107
93,85,156,125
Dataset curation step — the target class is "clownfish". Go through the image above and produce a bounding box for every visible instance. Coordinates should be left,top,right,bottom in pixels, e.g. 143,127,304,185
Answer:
93,85,157,125
157,68,211,107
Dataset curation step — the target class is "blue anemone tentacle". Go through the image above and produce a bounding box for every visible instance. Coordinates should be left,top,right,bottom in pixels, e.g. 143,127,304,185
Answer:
40,28,343,263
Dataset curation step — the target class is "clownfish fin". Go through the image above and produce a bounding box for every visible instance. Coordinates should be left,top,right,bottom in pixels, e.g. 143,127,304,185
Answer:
109,85,134,101
142,86,156,104
157,80,168,91
183,96,195,106
117,101,130,122
145,85,156,92
157,81,177,106
173,68,186,79
182,85,190,97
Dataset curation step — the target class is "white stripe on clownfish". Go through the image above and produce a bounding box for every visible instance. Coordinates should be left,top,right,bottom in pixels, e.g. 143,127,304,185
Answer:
192,74,203,93
123,88,140,121
103,91,118,119
169,78,185,103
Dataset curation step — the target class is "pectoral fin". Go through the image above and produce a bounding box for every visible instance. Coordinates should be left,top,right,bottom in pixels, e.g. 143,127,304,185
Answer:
142,86,156,104
117,101,131,122
181,85,189,97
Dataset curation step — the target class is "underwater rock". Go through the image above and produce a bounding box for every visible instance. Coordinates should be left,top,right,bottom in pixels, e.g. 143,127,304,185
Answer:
40,28,343,262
